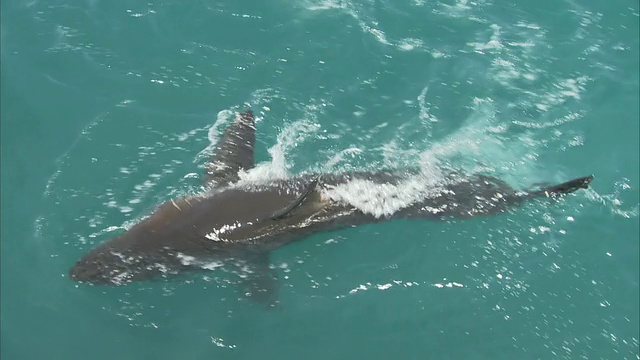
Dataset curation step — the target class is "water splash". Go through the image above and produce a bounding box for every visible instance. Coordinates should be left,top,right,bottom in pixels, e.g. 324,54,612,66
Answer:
584,180,640,219
239,118,322,183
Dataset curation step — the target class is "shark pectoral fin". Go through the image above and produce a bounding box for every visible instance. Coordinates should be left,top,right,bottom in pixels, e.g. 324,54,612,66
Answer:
240,252,280,308
205,109,256,188
271,177,320,220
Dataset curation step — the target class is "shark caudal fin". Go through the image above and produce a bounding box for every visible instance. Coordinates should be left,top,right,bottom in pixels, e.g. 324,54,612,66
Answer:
524,175,594,199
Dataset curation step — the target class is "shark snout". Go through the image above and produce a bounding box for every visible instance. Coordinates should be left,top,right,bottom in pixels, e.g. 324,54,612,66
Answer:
69,249,134,285
69,248,171,285
69,257,112,284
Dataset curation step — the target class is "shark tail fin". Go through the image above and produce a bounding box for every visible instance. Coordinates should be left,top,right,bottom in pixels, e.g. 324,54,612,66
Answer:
524,175,594,199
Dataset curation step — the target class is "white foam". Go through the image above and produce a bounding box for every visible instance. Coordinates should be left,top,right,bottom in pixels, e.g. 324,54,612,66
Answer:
584,186,639,219
211,337,236,349
530,76,590,112
436,0,485,21
302,0,427,51
239,119,321,183
177,253,224,270
119,206,134,213
468,24,503,53
305,0,347,11
323,173,446,218
323,147,364,170
417,86,438,125
397,38,424,51
194,109,234,163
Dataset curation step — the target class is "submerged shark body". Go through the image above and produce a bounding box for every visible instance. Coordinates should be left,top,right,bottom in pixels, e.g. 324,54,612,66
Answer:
69,110,593,303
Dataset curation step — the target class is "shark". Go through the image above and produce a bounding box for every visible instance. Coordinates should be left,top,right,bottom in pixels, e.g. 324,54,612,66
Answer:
69,109,593,304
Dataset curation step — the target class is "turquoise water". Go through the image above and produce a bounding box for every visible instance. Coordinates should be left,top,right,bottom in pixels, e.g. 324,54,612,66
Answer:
1,0,638,358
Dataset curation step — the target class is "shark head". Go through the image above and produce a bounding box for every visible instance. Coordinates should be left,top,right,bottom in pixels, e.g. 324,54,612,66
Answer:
68,231,181,285
69,249,153,285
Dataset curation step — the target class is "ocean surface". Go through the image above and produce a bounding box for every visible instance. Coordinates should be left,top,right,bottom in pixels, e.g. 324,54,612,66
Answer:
1,0,638,359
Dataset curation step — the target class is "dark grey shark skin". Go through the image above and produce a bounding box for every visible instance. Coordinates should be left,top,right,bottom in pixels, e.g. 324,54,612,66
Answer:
69,109,593,303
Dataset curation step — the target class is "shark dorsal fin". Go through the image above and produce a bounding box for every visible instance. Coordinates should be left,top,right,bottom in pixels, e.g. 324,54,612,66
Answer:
204,109,256,188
